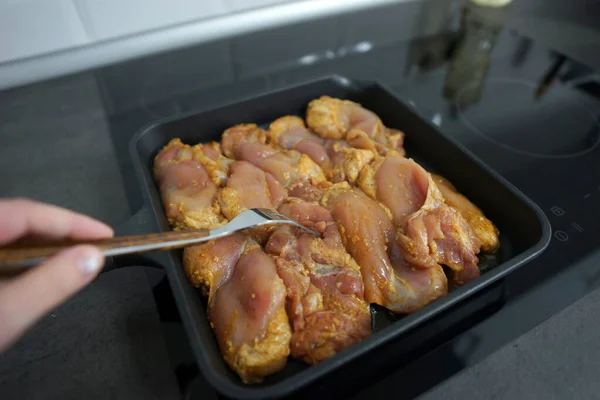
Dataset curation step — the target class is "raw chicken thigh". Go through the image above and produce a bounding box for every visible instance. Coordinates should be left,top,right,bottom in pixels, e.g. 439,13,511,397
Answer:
219,160,285,221
359,153,480,284
268,115,375,183
322,183,448,313
431,173,500,253
192,141,232,187
153,139,225,230
184,236,291,383
306,96,405,156
359,154,481,285
222,123,327,202
266,201,371,363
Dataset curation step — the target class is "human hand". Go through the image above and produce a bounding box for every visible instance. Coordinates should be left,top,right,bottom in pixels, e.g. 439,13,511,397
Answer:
0,198,113,354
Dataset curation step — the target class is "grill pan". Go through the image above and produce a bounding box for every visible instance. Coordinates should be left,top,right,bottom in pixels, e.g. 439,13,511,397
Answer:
116,76,551,399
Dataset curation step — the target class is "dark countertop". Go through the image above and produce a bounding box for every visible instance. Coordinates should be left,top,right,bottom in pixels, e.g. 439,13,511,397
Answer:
1,1,600,399
0,74,179,399
0,73,130,227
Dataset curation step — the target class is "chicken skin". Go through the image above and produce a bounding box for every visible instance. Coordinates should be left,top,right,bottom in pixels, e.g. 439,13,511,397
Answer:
183,235,291,383
153,139,225,229
321,183,448,313
306,96,405,156
431,173,500,253
266,201,371,363
359,155,481,285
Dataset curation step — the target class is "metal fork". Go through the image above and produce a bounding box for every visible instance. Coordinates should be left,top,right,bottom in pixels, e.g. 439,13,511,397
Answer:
0,208,318,272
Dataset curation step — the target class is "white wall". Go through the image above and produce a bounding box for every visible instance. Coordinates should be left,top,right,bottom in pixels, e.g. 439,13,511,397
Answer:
0,0,296,64
2,0,591,89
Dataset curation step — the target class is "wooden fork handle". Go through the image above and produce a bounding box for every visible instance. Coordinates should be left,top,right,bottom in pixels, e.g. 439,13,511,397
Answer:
0,229,211,272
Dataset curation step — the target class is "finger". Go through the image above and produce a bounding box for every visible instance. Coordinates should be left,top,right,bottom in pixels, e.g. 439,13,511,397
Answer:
0,198,113,245
0,245,103,353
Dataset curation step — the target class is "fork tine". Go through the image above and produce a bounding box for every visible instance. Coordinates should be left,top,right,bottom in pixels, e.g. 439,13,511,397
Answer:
251,208,287,220
249,208,319,236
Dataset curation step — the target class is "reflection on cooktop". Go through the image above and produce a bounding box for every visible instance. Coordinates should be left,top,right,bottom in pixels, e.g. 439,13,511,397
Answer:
457,78,600,158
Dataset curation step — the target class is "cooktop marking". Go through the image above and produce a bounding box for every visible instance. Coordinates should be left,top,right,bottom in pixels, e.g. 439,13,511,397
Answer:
457,77,600,159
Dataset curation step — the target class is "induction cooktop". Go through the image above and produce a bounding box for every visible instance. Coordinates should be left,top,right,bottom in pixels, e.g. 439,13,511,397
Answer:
95,1,600,398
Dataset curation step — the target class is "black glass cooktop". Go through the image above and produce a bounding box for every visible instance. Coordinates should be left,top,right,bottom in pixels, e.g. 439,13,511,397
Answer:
95,1,600,398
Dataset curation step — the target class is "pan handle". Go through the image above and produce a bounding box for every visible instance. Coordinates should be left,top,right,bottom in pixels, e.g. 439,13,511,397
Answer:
103,204,165,272
115,204,156,237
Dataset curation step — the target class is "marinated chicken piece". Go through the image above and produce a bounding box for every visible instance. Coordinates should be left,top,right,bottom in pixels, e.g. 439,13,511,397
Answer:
218,160,287,243
287,181,325,203
358,153,431,228
192,141,233,187
222,124,328,201
268,115,375,183
306,97,376,140
306,96,405,156
278,199,333,233
218,161,286,220
153,139,225,230
321,184,448,313
221,123,268,159
183,236,291,383
183,233,247,293
277,201,367,300
210,244,291,383
265,201,371,363
359,155,481,285
237,144,326,188
269,116,330,169
400,205,481,285
326,141,375,183
431,174,500,253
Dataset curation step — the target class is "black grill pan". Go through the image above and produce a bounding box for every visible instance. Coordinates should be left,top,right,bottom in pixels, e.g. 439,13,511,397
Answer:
118,76,551,399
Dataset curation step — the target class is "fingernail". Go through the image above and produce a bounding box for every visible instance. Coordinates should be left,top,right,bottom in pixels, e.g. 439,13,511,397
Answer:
78,248,102,275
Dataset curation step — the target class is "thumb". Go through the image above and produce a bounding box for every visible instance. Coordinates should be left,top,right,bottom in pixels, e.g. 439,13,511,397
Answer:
0,245,104,353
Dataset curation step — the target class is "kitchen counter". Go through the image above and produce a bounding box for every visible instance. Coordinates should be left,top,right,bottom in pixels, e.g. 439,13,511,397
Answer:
0,73,179,399
1,1,600,399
